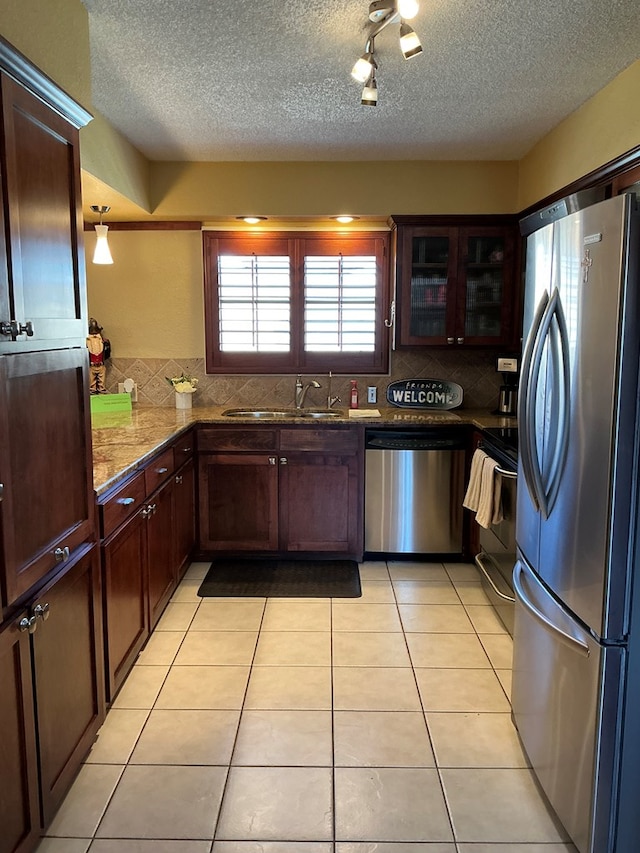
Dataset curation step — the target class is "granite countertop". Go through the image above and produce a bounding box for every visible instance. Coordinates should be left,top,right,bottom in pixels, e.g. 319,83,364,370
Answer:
91,404,517,496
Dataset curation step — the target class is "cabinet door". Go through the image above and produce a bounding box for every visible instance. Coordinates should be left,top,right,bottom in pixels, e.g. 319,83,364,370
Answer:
0,615,39,853
456,226,517,345
198,453,278,552
397,226,458,345
0,348,94,610
102,509,149,701
174,457,195,579
279,453,362,557
147,477,176,629
31,544,105,827
0,75,87,352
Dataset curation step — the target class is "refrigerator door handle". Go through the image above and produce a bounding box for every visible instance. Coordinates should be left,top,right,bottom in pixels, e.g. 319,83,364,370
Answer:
513,560,590,658
544,290,571,515
519,290,549,512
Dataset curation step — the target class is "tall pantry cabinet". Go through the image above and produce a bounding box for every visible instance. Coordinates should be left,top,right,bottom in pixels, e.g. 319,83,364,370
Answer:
0,38,104,853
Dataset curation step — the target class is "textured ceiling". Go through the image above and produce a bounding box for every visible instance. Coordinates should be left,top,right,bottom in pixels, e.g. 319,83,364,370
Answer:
80,0,640,163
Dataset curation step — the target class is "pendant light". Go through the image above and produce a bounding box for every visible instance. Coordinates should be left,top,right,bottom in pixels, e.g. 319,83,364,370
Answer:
90,205,113,265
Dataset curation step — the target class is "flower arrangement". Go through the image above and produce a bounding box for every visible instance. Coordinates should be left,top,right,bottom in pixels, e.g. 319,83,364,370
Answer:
166,373,198,394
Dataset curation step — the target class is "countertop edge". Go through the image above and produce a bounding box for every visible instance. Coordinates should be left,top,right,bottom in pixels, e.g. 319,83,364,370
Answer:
92,405,516,497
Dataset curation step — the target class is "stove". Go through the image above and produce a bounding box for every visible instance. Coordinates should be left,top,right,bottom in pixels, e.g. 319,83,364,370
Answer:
481,426,518,466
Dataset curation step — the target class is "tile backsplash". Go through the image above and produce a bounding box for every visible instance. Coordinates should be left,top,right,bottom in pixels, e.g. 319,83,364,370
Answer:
103,349,505,412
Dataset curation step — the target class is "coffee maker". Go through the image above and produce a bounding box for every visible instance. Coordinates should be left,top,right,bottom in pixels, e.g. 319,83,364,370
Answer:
496,355,519,416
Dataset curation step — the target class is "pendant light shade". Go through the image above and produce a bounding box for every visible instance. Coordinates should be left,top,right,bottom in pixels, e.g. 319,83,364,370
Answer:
90,205,114,265
93,224,113,265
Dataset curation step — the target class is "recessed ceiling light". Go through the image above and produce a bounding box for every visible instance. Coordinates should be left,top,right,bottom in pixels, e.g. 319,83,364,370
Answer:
332,215,361,224
236,216,267,224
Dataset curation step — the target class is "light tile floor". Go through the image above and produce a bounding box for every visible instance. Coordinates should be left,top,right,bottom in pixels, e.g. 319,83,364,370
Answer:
36,560,578,853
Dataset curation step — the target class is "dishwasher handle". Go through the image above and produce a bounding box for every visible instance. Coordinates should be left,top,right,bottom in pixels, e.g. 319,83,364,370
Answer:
365,432,466,451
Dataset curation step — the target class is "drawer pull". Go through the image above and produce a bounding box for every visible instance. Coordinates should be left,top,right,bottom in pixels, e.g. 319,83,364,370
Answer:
156,467,169,474
33,602,51,622
118,497,136,506
54,546,70,563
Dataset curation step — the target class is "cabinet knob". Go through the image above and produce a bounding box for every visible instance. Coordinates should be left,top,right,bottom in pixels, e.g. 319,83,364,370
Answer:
54,546,70,563
279,457,288,465
18,615,37,634
149,503,157,514
0,320,34,339
456,337,465,344
447,337,455,344
33,603,50,622
0,482,3,502
175,475,183,484
268,457,277,465
142,507,150,518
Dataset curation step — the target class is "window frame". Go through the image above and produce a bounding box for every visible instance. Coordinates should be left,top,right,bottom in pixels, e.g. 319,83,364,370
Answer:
203,230,390,374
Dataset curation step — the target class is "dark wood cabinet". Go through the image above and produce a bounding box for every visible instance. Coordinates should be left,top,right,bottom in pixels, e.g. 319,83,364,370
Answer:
0,69,89,353
98,428,196,700
392,216,520,348
174,457,195,581
0,348,94,613
31,545,104,827
147,475,176,629
199,452,279,552
197,425,363,559
0,615,39,853
101,503,149,702
0,40,97,852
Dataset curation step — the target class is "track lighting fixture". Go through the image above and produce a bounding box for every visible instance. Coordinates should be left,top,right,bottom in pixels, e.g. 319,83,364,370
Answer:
90,205,113,265
350,1,422,105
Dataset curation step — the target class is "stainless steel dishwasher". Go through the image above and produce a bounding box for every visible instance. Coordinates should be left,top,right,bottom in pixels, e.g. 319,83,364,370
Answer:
364,428,466,555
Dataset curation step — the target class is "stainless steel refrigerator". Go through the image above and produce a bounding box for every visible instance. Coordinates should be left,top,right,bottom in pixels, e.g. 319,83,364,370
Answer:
513,191,640,853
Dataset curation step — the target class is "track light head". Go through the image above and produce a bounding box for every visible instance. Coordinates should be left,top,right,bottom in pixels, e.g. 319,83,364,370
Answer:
399,22,423,58
351,51,377,83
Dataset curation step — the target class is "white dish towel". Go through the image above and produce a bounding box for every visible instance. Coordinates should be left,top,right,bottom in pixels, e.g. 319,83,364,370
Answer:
463,448,504,529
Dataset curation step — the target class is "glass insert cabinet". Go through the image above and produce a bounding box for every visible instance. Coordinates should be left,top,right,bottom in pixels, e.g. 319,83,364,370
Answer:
391,217,520,348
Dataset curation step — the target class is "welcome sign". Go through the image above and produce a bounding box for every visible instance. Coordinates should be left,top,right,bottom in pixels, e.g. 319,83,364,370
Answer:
386,379,463,410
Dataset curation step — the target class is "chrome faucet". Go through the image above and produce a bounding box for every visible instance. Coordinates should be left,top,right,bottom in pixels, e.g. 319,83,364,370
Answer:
326,370,341,409
295,375,321,409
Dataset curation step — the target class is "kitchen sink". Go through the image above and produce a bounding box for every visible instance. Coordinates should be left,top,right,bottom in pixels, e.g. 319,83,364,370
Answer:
221,407,343,419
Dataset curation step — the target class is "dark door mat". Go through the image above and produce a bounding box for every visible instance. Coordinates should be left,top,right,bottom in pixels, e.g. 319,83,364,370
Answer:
197,559,362,598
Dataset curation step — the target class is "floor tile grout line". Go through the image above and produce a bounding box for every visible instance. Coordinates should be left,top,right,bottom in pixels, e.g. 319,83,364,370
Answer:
209,595,268,842
399,559,459,846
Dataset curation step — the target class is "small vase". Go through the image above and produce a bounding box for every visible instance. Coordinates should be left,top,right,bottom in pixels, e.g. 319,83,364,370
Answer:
175,391,193,410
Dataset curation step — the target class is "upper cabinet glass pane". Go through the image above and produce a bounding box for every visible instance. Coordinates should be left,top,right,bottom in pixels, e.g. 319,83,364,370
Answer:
464,236,505,338
409,235,450,337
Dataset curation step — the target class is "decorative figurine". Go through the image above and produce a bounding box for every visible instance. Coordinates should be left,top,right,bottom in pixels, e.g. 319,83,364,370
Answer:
86,318,111,394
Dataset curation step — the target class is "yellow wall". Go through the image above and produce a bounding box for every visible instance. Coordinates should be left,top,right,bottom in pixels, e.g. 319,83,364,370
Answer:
151,160,520,218
86,230,204,359
518,60,640,209
0,0,91,108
